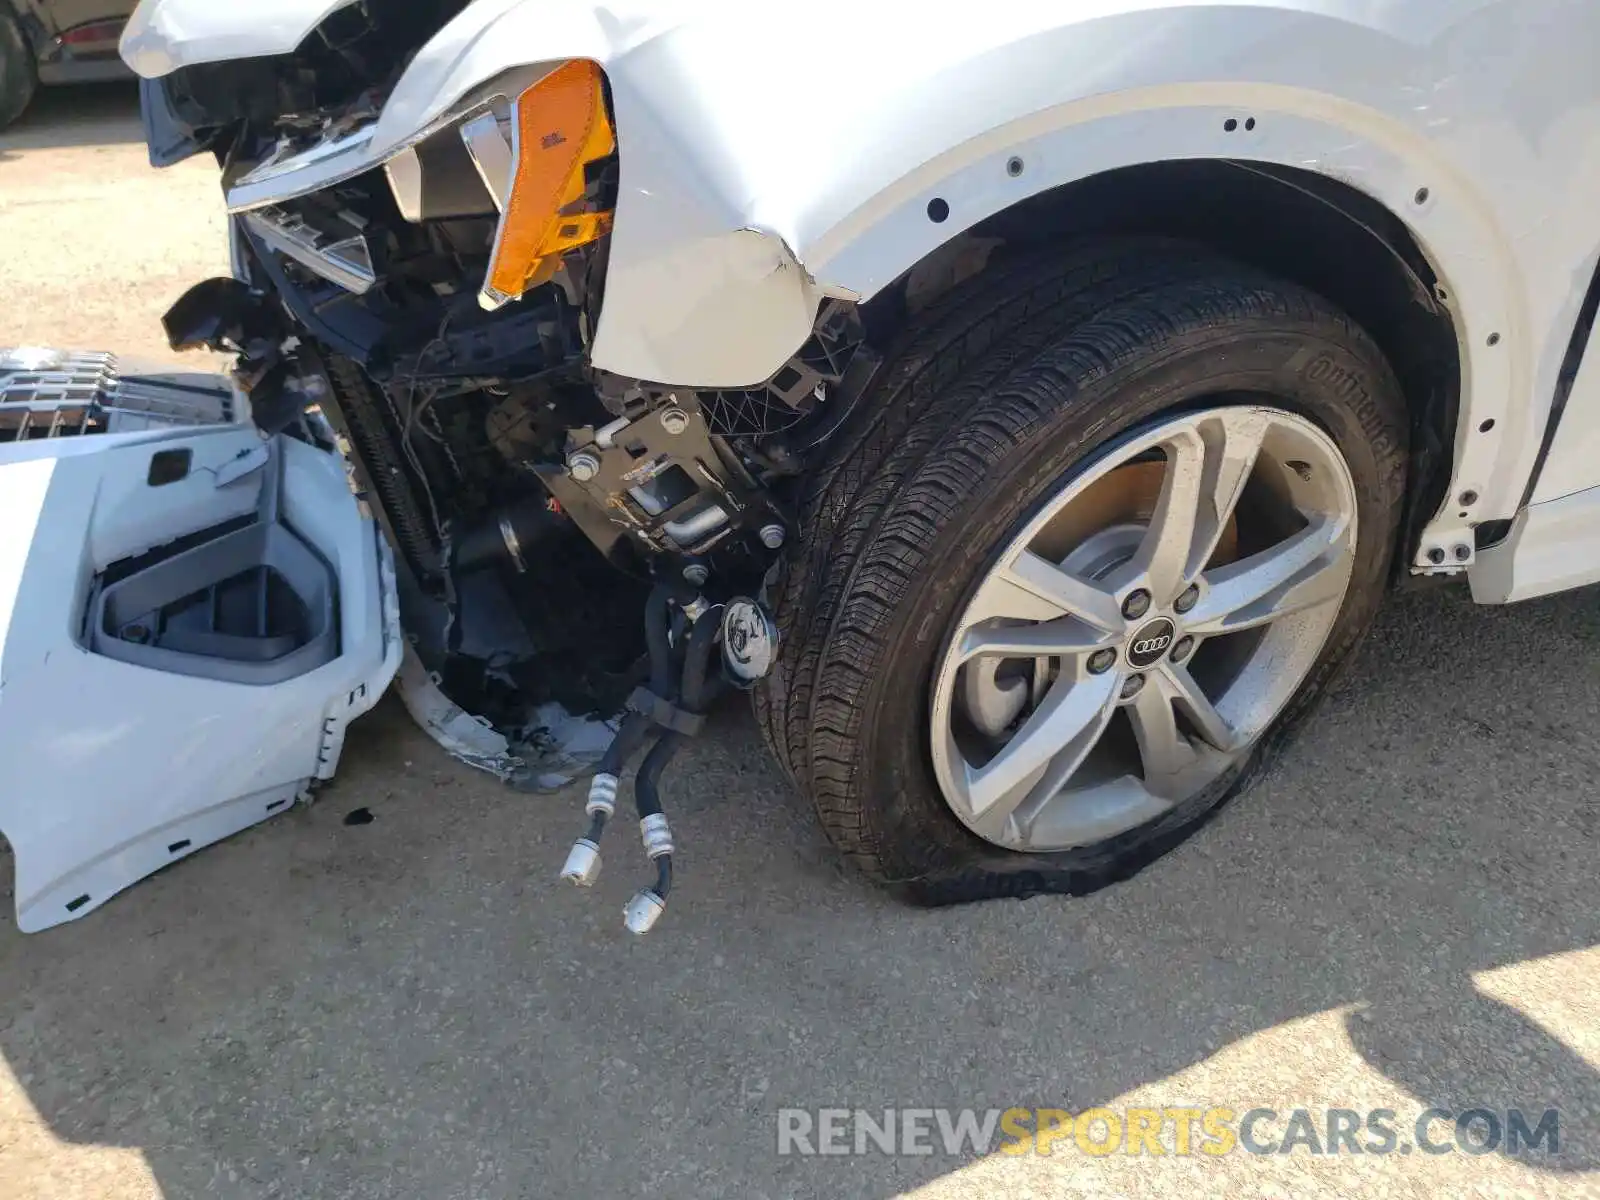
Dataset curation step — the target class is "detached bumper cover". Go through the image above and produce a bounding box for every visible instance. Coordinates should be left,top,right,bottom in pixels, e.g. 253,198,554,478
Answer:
0,352,401,932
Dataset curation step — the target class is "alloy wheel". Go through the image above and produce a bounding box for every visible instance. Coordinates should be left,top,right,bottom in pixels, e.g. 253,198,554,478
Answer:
929,405,1358,850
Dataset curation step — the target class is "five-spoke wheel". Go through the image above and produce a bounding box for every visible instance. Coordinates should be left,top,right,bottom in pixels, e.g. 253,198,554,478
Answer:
932,406,1358,850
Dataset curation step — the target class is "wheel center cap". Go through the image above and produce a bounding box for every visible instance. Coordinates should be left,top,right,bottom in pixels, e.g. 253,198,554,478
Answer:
1126,617,1176,669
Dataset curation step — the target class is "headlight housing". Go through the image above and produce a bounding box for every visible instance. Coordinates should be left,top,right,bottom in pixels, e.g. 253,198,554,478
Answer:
224,58,618,308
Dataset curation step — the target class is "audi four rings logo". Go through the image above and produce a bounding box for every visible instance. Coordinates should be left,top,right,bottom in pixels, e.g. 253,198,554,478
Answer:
1126,618,1177,668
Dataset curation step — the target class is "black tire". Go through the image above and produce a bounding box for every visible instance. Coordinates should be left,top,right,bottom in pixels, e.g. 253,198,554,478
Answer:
757,239,1407,904
0,14,37,132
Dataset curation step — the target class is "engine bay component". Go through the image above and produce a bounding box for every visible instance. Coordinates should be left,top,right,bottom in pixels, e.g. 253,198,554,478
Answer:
537,391,788,565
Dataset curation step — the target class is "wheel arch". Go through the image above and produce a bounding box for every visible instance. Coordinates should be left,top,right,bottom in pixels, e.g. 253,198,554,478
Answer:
799,93,1525,575
849,157,1464,585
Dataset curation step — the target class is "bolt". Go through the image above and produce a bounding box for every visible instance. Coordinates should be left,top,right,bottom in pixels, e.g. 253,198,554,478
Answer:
659,407,690,435
682,563,709,586
1122,589,1151,620
1120,673,1146,700
1087,648,1117,675
1175,584,1200,614
567,450,600,482
1170,635,1195,664
1453,543,1472,562
1458,489,1479,506
759,523,786,550
1426,547,1446,565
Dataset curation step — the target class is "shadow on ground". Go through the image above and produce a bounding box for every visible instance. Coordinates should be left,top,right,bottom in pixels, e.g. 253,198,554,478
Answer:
0,583,1596,1197
0,82,143,156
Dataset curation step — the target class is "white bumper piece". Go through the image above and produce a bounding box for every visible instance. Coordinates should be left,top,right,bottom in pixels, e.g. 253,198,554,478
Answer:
0,350,400,932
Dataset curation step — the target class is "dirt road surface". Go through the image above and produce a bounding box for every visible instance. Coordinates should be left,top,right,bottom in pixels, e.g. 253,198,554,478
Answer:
2,85,1598,1200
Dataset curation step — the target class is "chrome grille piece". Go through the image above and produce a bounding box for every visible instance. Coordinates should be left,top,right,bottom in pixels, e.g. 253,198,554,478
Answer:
0,348,236,443
241,205,376,295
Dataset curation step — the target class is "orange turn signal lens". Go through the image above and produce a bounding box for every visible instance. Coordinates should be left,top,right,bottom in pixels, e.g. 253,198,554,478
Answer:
481,59,615,308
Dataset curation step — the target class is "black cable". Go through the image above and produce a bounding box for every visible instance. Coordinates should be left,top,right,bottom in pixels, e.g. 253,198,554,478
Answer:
626,591,716,922
681,610,722,714
398,311,458,451
633,731,683,905
644,584,676,701
630,611,717,828
598,710,653,776
634,730,683,821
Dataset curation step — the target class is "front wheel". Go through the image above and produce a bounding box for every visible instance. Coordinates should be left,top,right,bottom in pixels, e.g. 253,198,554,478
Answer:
758,243,1408,903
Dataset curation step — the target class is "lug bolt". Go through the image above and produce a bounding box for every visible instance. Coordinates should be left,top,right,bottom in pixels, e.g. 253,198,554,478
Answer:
659,407,690,435
1175,584,1200,613
1120,673,1146,700
1087,648,1117,675
1169,635,1195,664
1122,589,1152,620
567,450,600,482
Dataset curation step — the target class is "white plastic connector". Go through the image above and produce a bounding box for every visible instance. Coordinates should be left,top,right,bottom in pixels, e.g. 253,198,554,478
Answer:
586,772,619,818
560,838,602,886
640,813,674,859
622,889,667,934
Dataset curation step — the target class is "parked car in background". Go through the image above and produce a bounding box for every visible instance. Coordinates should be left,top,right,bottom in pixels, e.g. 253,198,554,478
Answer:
1,0,134,128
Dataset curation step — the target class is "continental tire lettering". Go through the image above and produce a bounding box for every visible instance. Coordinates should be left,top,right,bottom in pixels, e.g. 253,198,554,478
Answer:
1303,353,1397,460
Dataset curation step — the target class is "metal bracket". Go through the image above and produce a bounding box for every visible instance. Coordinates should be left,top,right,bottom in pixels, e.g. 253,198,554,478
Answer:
538,392,787,564
625,685,707,736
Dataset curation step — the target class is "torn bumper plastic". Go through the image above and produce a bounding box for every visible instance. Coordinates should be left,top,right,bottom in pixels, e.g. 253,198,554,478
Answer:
0,349,401,932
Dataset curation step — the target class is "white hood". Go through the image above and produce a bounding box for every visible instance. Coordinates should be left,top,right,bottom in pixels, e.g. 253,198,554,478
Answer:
120,0,364,77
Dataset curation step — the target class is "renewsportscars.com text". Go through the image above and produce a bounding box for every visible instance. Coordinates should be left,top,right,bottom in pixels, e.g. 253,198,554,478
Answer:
775,1106,1559,1158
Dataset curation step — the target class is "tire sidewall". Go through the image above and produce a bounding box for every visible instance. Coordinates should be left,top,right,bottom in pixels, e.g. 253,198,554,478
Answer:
854,320,1407,885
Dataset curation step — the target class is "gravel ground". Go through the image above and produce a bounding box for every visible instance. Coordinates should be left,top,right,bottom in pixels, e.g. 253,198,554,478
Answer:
2,84,1598,1200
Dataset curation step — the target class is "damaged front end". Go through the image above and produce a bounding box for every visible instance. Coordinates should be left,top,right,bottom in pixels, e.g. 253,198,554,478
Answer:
45,0,875,930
